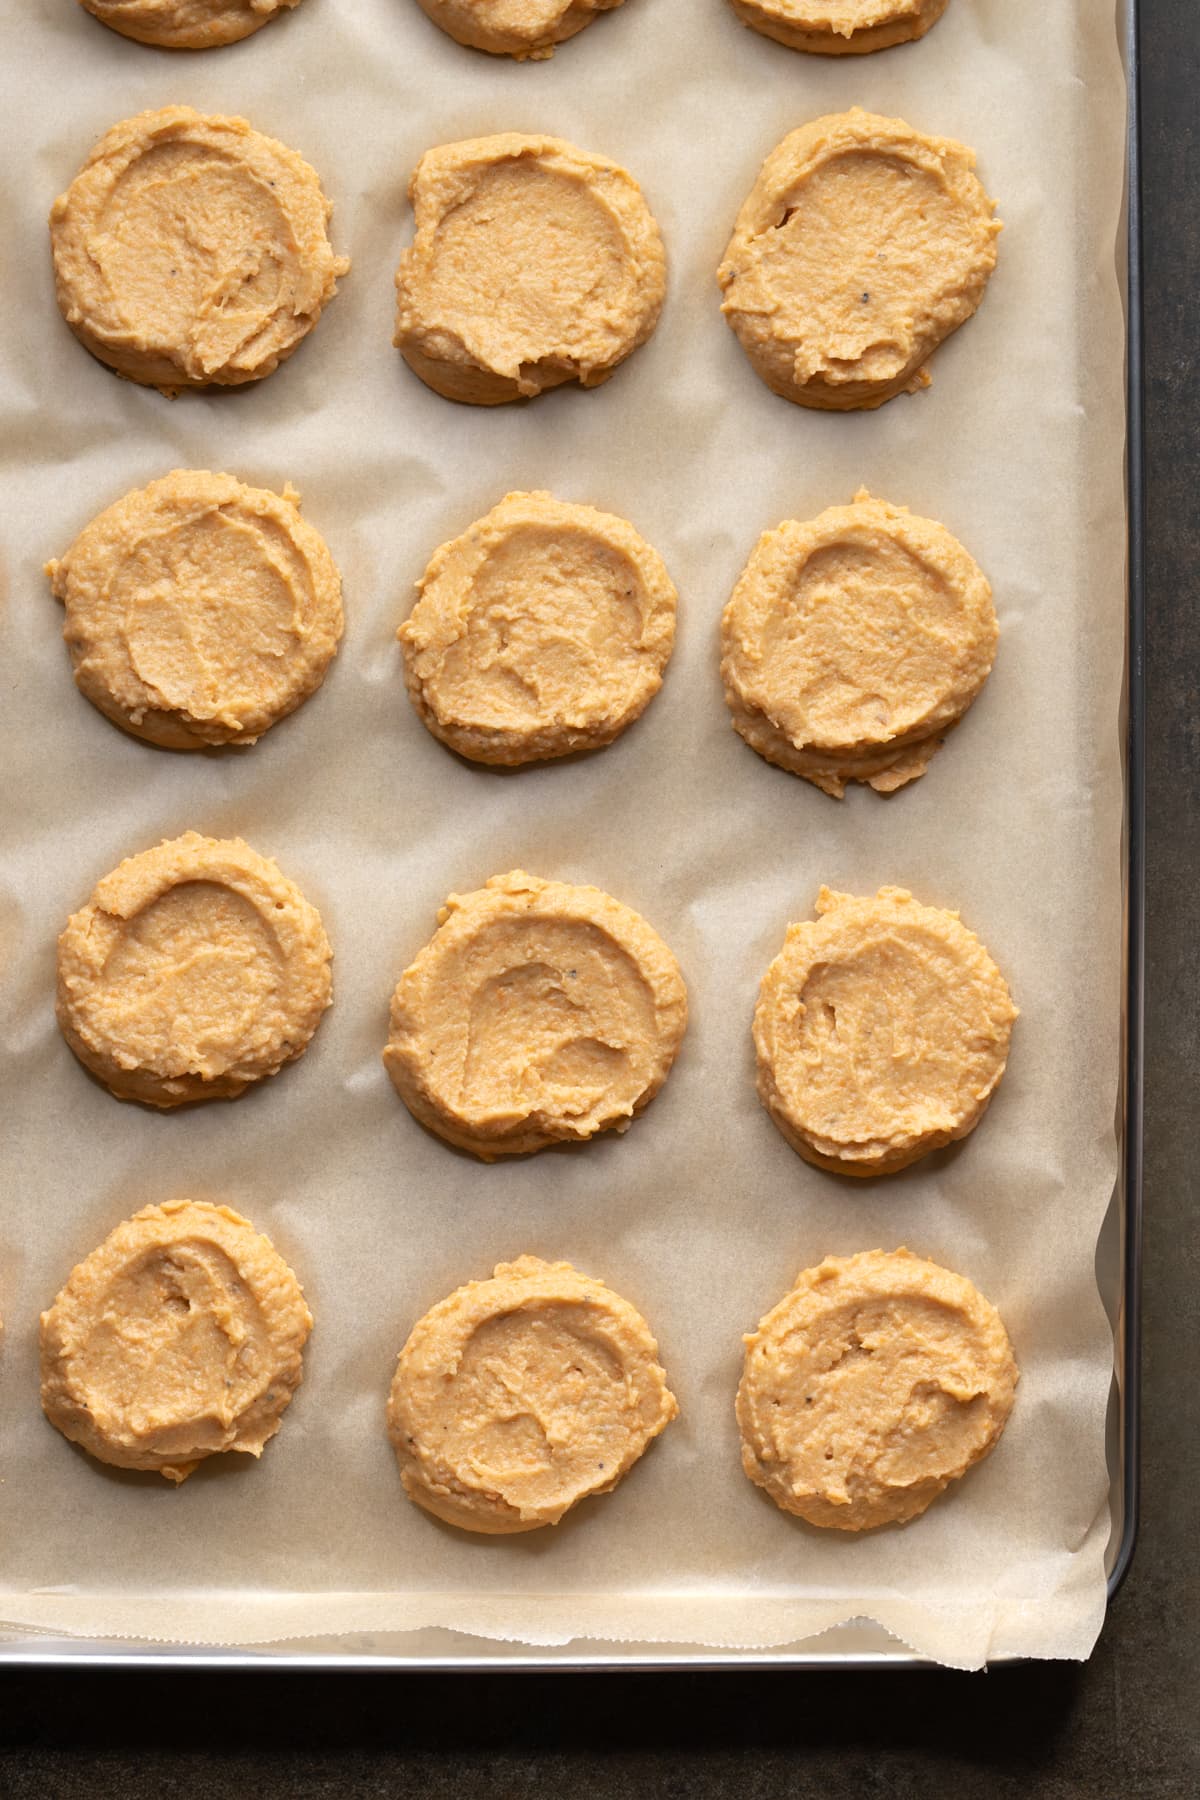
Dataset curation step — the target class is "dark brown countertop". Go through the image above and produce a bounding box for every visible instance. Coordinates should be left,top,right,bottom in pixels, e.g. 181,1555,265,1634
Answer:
3,1,1197,1792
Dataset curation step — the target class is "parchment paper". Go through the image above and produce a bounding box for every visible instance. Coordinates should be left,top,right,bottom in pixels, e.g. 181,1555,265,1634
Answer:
0,0,1129,1669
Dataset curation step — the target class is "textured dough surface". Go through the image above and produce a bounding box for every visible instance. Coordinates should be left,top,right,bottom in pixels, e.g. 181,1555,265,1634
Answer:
48,470,343,749
400,491,677,764
414,0,625,59
50,106,349,393
717,109,999,410
754,887,1016,1175
57,831,333,1108
737,1249,1017,1529
720,490,996,796
728,0,948,55
383,870,688,1158
78,0,301,48
41,1200,312,1483
394,134,666,404
388,1255,677,1532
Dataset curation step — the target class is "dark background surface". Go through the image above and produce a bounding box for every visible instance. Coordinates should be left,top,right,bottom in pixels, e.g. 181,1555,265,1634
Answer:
3,2,1197,1793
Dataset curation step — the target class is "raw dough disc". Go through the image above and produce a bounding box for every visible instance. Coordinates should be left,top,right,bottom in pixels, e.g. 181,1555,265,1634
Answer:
414,0,625,59
383,870,688,1158
387,1254,677,1532
394,134,666,404
754,887,1016,1175
40,1200,313,1483
728,0,949,55
48,470,344,750
50,106,349,393
400,490,677,764
717,109,1000,410
737,1249,1017,1530
57,831,333,1108
78,0,301,48
720,491,996,797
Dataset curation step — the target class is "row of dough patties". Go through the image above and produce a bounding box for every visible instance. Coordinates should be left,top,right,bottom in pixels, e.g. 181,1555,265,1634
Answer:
38,1207,1017,1536
48,107,999,406
56,835,1016,1176
49,477,997,797
78,0,953,60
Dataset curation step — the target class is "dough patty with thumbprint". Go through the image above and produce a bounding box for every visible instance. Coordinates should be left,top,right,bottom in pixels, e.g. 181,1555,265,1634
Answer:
50,107,348,393
48,471,343,749
383,871,687,1158
727,0,949,55
400,492,676,764
754,887,1016,1175
414,0,626,59
394,134,665,404
56,832,332,1107
387,1255,677,1532
737,1248,1017,1529
77,0,302,48
41,1201,312,1483
718,109,999,410
720,491,996,797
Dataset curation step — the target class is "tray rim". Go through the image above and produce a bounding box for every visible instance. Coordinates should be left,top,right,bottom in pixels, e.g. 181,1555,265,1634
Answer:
0,0,1144,1674
1108,0,1144,1608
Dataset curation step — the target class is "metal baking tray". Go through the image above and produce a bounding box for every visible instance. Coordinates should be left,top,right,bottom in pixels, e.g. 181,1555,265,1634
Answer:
1,0,1143,1672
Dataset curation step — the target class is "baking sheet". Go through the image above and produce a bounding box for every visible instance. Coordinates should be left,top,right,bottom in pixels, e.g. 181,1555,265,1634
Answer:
0,0,1129,1670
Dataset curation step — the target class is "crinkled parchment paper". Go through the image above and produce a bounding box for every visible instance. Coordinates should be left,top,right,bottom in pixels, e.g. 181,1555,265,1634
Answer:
0,0,1128,1669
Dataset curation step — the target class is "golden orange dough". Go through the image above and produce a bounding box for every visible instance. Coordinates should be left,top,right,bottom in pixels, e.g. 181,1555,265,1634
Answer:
394,134,666,405
47,471,343,750
737,1249,1017,1530
400,491,677,765
728,0,948,55
720,491,996,797
414,0,626,58
754,888,1016,1175
57,832,333,1108
78,0,301,47
717,109,1000,410
383,871,688,1159
40,1201,312,1484
50,107,349,394
387,1255,677,1532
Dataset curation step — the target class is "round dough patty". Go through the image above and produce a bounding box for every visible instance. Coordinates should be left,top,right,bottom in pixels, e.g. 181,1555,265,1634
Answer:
383,870,688,1158
721,491,996,797
48,471,343,750
50,106,349,393
400,491,677,764
57,831,333,1108
754,887,1016,1175
717,109,1000,410
41,1200,312,1483
394,134,666,405
738,1249,1017,1530
78,0,301,47
415,0,625,59
388,1254,677,1532
728,0,948,55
